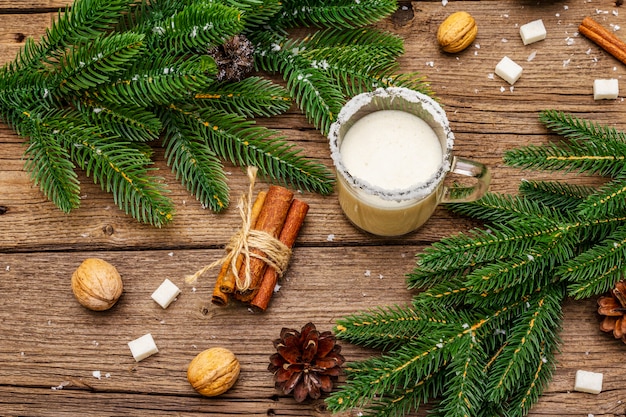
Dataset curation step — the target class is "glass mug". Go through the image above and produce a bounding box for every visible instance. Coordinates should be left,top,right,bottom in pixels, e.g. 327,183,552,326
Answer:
328,87,491,237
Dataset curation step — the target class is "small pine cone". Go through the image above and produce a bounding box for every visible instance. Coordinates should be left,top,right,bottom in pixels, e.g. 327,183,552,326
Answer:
207,34,255,82
598,280,626,342
268,322,345,402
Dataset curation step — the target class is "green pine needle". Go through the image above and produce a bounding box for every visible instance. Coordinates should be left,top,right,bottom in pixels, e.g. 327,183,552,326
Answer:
193,77,291,118
24,130,81,213
277,0,397,29
518,180,594,212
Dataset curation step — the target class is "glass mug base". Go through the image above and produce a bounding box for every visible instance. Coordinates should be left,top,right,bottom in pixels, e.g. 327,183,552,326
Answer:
336,174,441,237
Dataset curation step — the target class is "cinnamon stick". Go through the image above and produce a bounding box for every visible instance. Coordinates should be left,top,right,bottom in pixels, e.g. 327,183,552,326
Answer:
579,16,626,66
211,259,231,305
219,190,267,295
251,199,309,311
236,185,294,295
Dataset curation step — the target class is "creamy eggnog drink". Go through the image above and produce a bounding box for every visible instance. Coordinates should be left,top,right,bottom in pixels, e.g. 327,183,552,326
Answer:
329,87,490,236
340,110,442,193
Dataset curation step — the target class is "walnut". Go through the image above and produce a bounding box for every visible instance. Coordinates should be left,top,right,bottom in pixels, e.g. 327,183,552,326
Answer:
437,11,478,53
187,347,240,397
71,258,123,311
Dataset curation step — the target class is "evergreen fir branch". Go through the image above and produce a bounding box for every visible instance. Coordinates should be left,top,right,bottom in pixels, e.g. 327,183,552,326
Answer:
299,28,405,75
145,2,244,53
467,273,556,312
9,0,134,72
334,305,426,351
578,178,626,219
540,109,626,144
561,225,626,298
357,369,447,417
407,265,471,291
254,41,344,135
330,306,513,413
504,140,626,178
562,211,626,243
72,136,173,226
446,192,564,225
93,54,216,107
486,285,564,403
23,129,81,213
518,179,594,212
463,235,573,301
257,28,431,124
436,337,488,417
167,104,335,194
161,110,230,211
49,112,173,226
504,336,559,417
193,76,291,118
412,277,475,308
57,33,145,94
0,80,57,136
417,220,562,272
75,99,162,142
328,337,451,410
277,0,397,29
220,0,283,28
375,72,433,96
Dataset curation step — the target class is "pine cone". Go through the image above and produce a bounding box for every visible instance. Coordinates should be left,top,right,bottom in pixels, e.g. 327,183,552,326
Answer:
207,34,255,82
268,322,345,402
598,280,626,342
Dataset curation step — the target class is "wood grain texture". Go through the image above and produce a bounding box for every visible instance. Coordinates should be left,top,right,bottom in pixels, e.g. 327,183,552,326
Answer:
1,1,626,416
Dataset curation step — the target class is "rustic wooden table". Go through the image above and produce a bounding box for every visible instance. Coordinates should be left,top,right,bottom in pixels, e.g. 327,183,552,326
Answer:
2,0,626,416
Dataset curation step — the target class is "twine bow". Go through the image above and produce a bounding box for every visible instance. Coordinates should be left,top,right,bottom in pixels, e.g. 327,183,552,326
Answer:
185,166,291,292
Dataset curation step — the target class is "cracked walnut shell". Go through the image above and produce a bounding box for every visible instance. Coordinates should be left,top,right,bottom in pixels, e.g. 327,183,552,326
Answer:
71,258,123,311
437,11,478,53
187,347,240,397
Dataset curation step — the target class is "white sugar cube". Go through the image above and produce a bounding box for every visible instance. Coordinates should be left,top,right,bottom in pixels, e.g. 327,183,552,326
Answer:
128,333,158,362
495,56,523,85
593,79,619,100
520,19,547,45
574,370,603,394
151,278,181,309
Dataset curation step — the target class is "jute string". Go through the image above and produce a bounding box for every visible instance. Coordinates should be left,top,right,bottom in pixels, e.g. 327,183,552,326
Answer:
185,166,292,292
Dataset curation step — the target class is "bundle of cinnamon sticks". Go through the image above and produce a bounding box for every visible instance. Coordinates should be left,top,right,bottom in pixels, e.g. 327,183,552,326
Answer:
212,184,309,311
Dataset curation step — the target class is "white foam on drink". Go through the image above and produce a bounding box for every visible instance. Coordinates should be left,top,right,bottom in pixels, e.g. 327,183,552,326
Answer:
339,110,442,191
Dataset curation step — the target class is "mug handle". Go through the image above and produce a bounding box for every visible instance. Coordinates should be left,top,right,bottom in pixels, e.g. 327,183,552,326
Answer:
440,156,491,203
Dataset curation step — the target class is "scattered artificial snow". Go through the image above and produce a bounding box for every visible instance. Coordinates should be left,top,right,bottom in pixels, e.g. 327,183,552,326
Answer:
51,381,70,390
